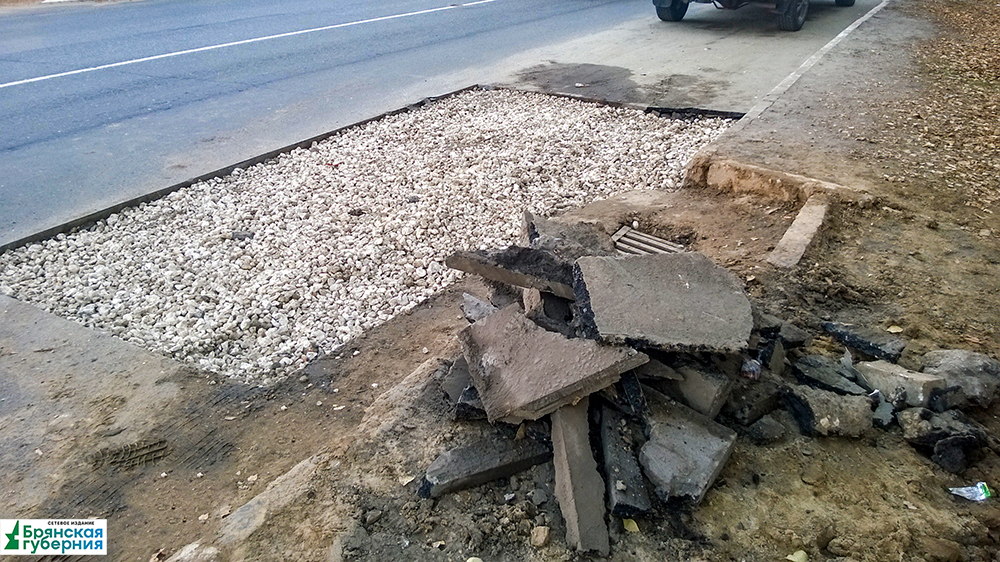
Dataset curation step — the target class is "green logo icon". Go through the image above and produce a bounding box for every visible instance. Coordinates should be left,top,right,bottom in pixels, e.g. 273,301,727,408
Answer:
4,520,18,550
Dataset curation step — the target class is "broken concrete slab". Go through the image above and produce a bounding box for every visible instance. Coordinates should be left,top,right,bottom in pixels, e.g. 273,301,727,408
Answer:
855,360,946,408
459,304,647,422
574,253,752,353
656,364,733,419
873,397,895,429
822,322,906,362
447,246,575,300
521,210,617,261
639,388,737,504
600,405,653,518
781,385,871,438
722,376,782,426
921,349,1000,408
766,195,829,269
793,355,868,396
897,408,988,473
461,293,498,324
419,436,553,498
551,398,610,556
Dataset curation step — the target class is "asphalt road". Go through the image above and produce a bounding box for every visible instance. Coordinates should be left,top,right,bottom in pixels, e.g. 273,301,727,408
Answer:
0,0,880,248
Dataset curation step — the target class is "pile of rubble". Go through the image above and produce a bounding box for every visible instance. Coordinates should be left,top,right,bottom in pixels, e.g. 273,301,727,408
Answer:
415,211,1000,556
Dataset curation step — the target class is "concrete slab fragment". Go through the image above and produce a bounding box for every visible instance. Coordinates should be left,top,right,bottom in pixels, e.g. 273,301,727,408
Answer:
658,364,733,419
767,195,829,268
600,405,652,517
419,436,552,498
574,253,752,353
633,358,684,381
722,375,781,426
447,247,575,300
855,360,946,407
461,293,498,324
521,210,617,261
922,349,1000,408
441,355,473,403
551,398,610,556
781,385,871,438
460,305,647,422
639,388,736,504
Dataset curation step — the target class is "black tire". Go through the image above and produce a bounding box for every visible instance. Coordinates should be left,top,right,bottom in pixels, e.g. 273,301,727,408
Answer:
656,0,689,21
777,0,808,30
835,0,855,6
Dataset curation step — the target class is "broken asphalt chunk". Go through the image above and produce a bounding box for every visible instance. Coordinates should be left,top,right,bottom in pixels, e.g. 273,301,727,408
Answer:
418,436,552,498
459,305,647,422
456,385,488,421
574,253,752,353
722,375,781,426
447,247,575,300
781,385,871,438
855,360,946,408
441,355,473,404
639,387,737,504
897,408,988,473
921,349,1000,408
821,322,906,362
551,398,610,556
600,404,653,518
793,355,868,396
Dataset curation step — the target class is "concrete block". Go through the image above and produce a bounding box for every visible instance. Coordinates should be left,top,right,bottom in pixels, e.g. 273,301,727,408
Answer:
822,322,906,362
461,293,497,323
766,195,828,269
521,211,617,261
793,355,867,395
600,405,652,517
722,376,781,426
658,364,733,419
778,321,812,349
781,385,871,438
633,358,683,381
574,253,752,353
551,398,610,556
855,360,946,407
460,305,647,422
447,247,575,300
922,349,1000,408
419,436,552,498
639,388,736,504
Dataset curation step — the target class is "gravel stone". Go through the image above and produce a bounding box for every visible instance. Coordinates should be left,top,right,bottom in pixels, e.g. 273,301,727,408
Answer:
0,89,730,383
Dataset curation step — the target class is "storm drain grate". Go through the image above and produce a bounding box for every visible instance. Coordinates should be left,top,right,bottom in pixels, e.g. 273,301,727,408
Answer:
611,226,685,255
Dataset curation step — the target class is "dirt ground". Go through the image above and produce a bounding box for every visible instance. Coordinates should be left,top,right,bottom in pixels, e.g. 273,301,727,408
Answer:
7,0,1000,560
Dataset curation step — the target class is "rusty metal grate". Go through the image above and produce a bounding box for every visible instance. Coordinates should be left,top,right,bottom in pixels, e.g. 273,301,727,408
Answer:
611,226,685,255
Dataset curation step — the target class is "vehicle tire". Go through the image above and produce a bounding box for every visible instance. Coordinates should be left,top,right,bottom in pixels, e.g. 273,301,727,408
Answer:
656,0,688,21
777,0,808,30
835,0,855,6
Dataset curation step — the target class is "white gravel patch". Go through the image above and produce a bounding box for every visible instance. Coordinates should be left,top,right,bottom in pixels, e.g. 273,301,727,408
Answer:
0,89,731,384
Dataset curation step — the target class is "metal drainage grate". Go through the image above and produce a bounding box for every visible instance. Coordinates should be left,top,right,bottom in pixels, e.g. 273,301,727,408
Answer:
611,226,685,255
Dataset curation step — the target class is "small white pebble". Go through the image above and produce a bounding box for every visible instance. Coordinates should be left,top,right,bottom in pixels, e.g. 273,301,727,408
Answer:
371,383,378,389
422,347,429,354
161,472,168,478
196,472,204,478
280,405,287,411
316,401,323,406
247,474,258,483
198,513,209,521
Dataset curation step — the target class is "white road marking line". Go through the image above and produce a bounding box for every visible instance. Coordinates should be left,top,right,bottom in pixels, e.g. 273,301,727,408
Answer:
0,0,498,90
733,0,893,128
